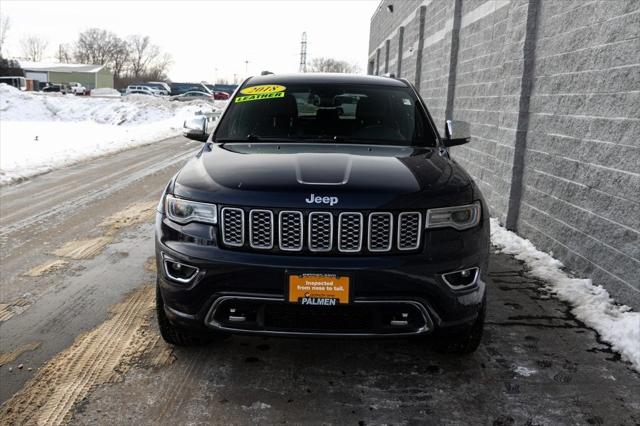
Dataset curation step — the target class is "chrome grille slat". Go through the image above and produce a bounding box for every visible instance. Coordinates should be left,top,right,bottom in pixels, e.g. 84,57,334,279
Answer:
249,210,274,249
398,212,422,250
220,208,421,253
368,212,393,252
338,212,363,252
221,207,244,247
279,211,303,251
308,212,333,252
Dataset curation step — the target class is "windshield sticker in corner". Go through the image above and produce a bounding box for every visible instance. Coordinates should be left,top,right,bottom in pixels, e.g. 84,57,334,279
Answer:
235,91,285,103
240,85,286,95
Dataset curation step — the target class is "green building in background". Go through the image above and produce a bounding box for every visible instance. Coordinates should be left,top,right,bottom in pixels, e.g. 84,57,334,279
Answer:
20,61,114,89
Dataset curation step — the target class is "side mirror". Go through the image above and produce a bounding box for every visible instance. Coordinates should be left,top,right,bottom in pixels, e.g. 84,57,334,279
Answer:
183,116,208,142
443,120,471,147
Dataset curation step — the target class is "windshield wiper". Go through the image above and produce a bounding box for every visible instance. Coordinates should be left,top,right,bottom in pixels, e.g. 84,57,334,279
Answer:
295,135,350,142
217,133,262,142
300,136,382,145
216,134,301,144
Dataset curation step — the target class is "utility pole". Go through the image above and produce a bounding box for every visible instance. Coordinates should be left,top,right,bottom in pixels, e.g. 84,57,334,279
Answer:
244,59,249,76
299,32,307,73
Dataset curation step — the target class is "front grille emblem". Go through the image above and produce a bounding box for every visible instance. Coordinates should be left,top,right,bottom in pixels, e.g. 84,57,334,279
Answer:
305,193,339,206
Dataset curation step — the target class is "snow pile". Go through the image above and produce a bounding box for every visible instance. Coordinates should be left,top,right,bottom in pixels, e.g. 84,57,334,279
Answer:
0,84,226,185
90,88,121,97
490,218,640,371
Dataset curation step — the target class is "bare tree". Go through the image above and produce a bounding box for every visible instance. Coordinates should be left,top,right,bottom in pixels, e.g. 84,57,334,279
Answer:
128,35,159,78
20,35,49,61
72,28,171,88
0,14,9,55
74,28,120,65
145,52,172,81
308,57,360,74
0,56,23,77
110,38,130,79
56,43,73,63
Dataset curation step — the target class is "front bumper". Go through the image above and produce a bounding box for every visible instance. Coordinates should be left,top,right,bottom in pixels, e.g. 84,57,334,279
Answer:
156,212,489,338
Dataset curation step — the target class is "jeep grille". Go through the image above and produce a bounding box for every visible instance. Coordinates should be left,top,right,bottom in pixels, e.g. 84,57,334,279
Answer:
220,207,422,254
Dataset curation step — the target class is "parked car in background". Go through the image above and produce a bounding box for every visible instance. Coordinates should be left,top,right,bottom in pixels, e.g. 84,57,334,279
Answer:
214,84,238,95
0,76,27,91
42,83,69,94
170,91,214,102
133,82,169,95
68,82,87,95
170,82,211,96
213,91,230,100
126,85,159,96
203,84,232,100
202,87,230,100
146,81,171,94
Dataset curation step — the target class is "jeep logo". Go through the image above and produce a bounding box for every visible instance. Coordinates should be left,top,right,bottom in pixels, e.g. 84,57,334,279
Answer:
305,193,339,206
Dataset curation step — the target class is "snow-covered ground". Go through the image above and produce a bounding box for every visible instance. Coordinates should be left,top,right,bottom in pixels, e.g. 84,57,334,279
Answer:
490,218,640,371
0,84,226,185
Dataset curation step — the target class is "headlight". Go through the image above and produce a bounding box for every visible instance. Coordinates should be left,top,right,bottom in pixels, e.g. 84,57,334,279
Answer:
426,202,480,230
165,195,217,225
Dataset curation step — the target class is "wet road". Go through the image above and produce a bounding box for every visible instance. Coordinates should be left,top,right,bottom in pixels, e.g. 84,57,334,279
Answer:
0,136,198,402
0,137,639,425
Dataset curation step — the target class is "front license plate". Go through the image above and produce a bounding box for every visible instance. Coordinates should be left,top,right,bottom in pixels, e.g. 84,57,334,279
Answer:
288,274,350,306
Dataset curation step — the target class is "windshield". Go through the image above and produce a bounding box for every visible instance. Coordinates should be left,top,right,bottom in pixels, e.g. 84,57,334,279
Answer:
215,83,437,146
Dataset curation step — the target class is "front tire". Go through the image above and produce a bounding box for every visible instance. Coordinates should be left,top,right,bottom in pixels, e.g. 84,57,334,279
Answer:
156,281,225,346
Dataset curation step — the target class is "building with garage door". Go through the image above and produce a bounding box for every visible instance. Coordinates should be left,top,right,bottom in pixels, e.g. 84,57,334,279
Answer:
19,61,114,89
369,0,639,309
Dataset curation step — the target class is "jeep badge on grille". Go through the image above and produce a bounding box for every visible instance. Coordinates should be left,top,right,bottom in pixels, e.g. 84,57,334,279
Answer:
305,194,339,206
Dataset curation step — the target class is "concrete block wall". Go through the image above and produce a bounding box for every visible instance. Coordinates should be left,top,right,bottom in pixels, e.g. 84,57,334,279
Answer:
418,0,456,126
368,0,640,309
518,0,640,305
452,0,526,223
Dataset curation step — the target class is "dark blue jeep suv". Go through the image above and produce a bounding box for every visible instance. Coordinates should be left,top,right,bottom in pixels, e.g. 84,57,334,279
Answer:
155,73,489,353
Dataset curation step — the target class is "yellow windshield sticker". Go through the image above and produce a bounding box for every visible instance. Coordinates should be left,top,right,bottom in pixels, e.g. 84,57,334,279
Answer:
235,92,285,103
240,85,286,95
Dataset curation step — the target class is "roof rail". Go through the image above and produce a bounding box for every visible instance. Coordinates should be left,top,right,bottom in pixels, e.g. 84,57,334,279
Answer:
260,70,274,76
382,72,396,78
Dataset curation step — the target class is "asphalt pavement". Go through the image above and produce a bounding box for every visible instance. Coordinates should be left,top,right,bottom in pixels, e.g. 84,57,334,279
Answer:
0,137,638,425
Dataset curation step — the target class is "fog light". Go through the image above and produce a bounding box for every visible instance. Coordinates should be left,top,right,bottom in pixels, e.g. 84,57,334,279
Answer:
442,267,479,288
162,255,199,283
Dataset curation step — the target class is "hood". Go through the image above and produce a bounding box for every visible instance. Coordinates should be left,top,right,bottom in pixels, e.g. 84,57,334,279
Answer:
173,143,473,209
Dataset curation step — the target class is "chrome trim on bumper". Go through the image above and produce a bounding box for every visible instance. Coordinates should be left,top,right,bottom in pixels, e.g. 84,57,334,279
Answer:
203,295,433,337
161,253,200,284
441,267,480,290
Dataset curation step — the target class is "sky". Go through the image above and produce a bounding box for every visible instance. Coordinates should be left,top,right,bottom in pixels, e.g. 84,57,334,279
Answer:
1,0,381,82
